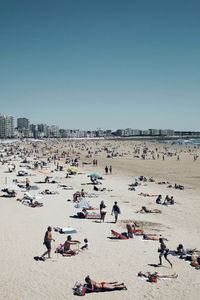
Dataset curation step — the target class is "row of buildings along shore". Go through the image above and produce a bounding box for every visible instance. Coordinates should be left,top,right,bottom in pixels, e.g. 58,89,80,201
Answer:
0,114,200,139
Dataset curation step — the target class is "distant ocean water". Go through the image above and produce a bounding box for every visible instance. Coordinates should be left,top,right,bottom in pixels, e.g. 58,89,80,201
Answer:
161,139,200,146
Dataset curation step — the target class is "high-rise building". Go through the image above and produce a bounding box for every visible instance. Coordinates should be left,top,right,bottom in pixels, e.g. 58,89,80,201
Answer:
17,118,29,130
50,125,59,138
0,115,14,138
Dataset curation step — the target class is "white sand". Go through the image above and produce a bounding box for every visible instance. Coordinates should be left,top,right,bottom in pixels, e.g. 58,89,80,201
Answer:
0,140,200,300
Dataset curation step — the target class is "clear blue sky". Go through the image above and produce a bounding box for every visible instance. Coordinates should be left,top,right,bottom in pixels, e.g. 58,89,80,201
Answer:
0,0,199,130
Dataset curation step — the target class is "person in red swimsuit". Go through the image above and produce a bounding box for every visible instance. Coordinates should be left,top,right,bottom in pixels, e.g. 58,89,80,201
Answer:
84,276,127,291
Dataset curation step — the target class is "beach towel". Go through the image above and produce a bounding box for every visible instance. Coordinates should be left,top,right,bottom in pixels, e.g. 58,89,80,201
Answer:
54,227,77,234
86,212,101,219
111,230,128,240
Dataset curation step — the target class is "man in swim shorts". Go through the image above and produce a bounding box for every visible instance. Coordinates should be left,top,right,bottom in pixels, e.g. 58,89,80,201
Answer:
41,226,55,260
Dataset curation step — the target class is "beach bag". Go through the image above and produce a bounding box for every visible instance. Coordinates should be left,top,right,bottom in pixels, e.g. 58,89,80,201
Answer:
73,283,87,296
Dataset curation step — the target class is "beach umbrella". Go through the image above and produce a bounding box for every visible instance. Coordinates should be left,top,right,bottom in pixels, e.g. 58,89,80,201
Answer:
88,173,101,178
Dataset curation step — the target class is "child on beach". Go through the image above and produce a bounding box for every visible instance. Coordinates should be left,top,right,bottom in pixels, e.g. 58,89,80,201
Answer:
81,238,89,250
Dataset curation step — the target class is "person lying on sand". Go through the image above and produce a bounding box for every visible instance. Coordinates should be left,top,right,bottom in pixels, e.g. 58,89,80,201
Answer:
93,186,106,192
17,198,43,207
0,190,17,198
40,189,58,195
31,201,43,207
138,271,178,281
174,183,184,190
136,206,162,214
138,193,159,197
84,275,127,291
143,234,168,241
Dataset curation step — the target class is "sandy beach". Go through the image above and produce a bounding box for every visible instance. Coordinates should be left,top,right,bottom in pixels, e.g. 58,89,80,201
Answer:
0,139,200,300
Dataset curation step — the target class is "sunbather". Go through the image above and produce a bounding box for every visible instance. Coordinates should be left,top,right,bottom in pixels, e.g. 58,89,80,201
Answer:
137,206,161,213
0,190,17,198
138,271,178,281
85,276,127,291
31,201,43,207
143,234,167,241
40,189,58,195
138,193,158,197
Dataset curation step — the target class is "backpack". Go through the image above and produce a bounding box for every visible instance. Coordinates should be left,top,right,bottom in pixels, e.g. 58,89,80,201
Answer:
73,283,87,296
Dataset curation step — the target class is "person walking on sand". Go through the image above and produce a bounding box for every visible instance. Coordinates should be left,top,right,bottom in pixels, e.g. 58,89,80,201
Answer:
111,201,121,223
158,238,172,268
100,200,107,222
109,165,112,174
105,165,108,174
26,178,30,191
41,226,55,260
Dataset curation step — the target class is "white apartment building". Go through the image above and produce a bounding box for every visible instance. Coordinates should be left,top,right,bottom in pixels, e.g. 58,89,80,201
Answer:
0,115,14,138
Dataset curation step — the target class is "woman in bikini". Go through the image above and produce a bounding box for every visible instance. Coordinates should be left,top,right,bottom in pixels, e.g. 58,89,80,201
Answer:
85,276,127,291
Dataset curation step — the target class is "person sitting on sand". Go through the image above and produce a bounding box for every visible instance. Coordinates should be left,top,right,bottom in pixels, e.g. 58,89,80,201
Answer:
168,196,174,205
176,244,185,258
191,254,199,267
81,189,86,197
156,195,162,204
149,177,155,182
137,206,161,213
81,238,89,250
126,224,134,238
163,195,170,205
84,276,127,291
63,235,81,255
73,191,81,202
